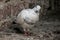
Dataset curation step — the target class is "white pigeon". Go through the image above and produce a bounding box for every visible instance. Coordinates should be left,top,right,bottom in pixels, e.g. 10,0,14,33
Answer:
16,5,41,35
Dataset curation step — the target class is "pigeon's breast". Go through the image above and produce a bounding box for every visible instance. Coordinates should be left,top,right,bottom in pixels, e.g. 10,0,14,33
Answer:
21,9,39,24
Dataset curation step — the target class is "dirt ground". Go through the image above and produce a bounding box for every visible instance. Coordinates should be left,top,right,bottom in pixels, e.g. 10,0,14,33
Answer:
0,17,60,40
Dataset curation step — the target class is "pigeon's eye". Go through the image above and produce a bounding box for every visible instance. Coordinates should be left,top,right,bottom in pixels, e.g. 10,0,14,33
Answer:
35,11,38,13
27,22,34,25
30,23,35,25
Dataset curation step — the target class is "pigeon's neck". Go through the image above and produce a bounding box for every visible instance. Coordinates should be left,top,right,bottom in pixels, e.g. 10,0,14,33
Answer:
32,7,40,15
32,7,40,12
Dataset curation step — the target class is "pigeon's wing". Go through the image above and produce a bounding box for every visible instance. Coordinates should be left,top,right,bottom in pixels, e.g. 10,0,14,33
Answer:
16,9,31,24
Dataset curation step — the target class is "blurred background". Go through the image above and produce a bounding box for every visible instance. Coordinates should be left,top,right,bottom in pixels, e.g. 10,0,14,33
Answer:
0,0,60,40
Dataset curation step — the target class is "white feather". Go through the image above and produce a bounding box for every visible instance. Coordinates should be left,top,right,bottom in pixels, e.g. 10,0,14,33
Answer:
16,5,41,30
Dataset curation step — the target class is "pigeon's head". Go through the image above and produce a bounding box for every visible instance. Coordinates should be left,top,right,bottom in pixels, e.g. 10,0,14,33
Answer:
36,5,41,11
33,5,41,12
